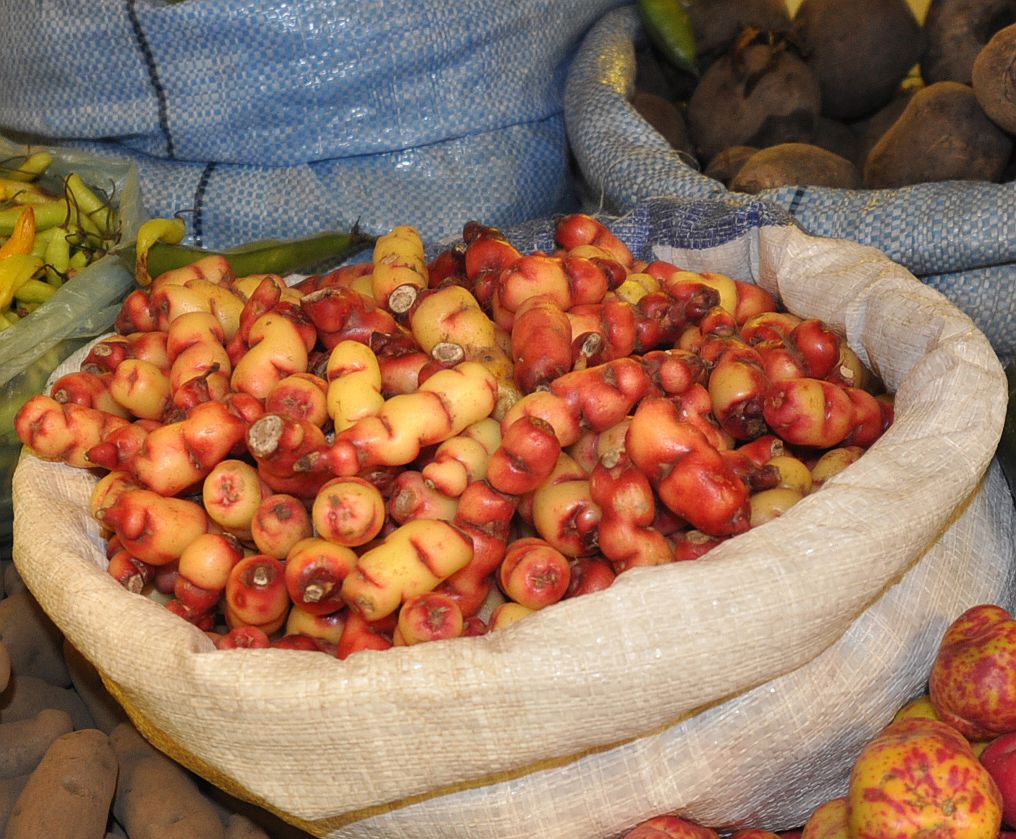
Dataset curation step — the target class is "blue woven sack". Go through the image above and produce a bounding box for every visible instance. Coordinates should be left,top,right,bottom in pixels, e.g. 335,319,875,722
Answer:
565,6,1016,363
0,0,624,248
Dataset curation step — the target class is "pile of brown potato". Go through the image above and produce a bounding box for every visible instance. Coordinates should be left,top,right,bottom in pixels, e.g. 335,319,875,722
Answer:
635,0,1016,193
0,558,314,838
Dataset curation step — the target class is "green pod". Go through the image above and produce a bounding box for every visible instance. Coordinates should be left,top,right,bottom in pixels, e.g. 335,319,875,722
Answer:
123,226,376,282
14,278,58,305
637,0,697,76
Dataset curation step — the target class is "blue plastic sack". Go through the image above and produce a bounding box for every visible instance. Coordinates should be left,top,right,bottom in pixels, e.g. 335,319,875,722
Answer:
565,5,1016,363
0,0,625,248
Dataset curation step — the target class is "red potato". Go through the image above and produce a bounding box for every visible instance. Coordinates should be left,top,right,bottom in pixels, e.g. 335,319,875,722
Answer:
555,213,634,268
336,611,396,659
217,626,271,650
312,476,386,547
202,459,265,539
225,554,290,629
620,815,720,838
564,556,616,597
810,446,866,487
250,493,312,559
510,293,573,392
245,412,331,499
436,479,518,616
97,488,208,566
550,356,653,435
284,537,357,616
397,592,465,645
341,519,474,621
300,285,401,350
310,360,498,477
530,472,602,558
108,358,173,421
627,397,751,538
106,549,155,593
707,344,770,440
486,414,561,496
49,370,128,418
15,395,130,469
497,537,572,609
590,454,673,570
763,377,854,449
488,601,535,631
500,389,584,450
388,470,459,524
264,372,328,426
126,398,248,497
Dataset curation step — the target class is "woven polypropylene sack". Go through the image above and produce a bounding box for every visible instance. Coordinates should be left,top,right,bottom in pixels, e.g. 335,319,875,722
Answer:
565,6,1016,365
13,197,1016,838
0,0,625,248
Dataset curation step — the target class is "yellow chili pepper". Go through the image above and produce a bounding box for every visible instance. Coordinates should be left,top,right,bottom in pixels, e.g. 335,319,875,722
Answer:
3,151,53,183
0,254,44,311
0,206,36,259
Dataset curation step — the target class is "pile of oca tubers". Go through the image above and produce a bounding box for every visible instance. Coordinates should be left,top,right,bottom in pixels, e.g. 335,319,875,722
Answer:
15,213,894,655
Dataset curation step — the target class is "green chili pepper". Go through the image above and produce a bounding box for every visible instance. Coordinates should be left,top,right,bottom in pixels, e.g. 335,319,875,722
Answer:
637,0,698,77
121,220,376,286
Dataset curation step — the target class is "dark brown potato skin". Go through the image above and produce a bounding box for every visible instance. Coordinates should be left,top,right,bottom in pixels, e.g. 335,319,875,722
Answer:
863,81,1013,188
687,43,821,163
972,23,1016,134
922,0,1016,85
793,0,924,120
731,143,861,193
631,91,696,159
688,0,793,66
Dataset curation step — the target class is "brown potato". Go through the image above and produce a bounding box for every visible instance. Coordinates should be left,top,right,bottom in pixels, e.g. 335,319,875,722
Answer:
0,709,74,779
0,590,70,687
0,673,94,730
922,0,1016,85
4,728,118,839
731,143,861,193
793,0,924,120
863,81,1013,188
972,23,1016,134
704,145,760,186
686,42,821,162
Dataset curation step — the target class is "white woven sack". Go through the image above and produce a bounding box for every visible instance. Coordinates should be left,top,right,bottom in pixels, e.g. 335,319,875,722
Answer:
12,205,1016,838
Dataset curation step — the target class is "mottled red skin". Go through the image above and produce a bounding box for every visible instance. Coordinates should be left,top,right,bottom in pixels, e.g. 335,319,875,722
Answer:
115,288,158,334
979,731,1016,828
757,341,808,382
264,373,329,426
225,555,290,628
763,377,854,449
217,626,271,650
498,538,571,609
510,294,573,392
699,305,738,338
85,421,154,471
438,480,519,615
642,349,708,396
550,357,652,434
842,387,889,448
621,814,720,839
590,455,673,571
272,634,325,652
729,830,783,838
670,530,726,562
627,397,750,538
554,213,634,267
567,298,638,362
164,598,216,631
246,413,330,499
335,611,396,659
226,277,282,361
785,319,841,379
564,557,616,597
487,415,561,496
707,345,770,441
732,280,778,325
561,254,612,306
300,285,401,350
50,370,121,415
174,576,221,614
847,716,1002,839
930,604,1016,741
106,550,155,593
291,261,373,294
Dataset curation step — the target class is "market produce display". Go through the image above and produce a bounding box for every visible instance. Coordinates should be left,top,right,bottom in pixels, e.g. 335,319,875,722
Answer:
631,0,1016,193
12,212,894,651
11,197,1010,839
